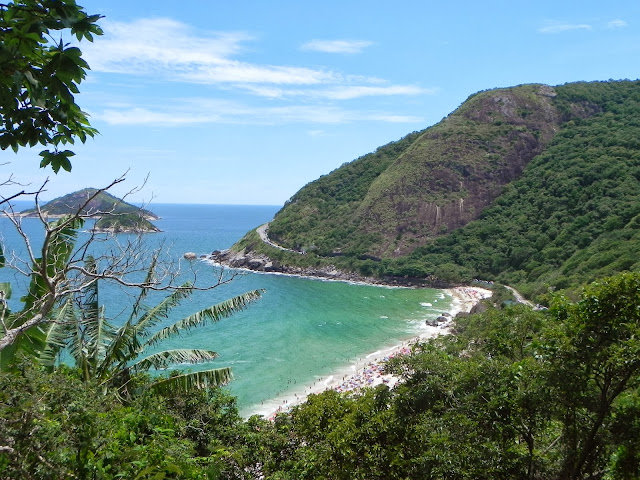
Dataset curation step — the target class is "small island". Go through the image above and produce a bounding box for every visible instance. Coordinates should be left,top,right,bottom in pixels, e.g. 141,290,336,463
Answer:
20,188,161,233
92,212,161,234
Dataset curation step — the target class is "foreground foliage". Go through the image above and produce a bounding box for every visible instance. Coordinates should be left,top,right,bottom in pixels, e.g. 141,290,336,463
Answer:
2,271,640,479
0,361,251,479
41,258,262,397
257,271,640,480
0,0,102,172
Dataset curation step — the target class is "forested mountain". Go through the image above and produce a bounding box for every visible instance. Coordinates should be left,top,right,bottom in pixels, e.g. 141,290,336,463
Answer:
233,80,640,298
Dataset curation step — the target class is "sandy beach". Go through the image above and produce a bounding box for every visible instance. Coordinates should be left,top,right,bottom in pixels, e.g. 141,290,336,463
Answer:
248,285,492,420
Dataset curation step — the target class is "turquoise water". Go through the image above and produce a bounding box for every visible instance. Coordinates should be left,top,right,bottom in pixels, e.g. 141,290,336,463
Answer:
0,203,451,415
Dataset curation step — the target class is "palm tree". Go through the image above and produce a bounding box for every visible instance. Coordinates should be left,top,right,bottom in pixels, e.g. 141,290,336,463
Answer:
40,256,262,397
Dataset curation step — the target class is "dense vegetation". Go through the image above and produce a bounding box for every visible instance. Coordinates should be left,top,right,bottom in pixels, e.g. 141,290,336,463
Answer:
3,3,640,478
3,271,640,479
268,130,424,256
246,80,640,300
269,83,562,259
93,212,160,233
390,81,640,297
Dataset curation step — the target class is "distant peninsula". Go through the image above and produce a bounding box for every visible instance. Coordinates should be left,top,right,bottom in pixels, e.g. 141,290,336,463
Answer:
20,188,161,233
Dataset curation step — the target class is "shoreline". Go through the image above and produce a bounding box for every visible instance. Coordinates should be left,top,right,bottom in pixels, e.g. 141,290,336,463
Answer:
203,253,450,290
243,285,492,420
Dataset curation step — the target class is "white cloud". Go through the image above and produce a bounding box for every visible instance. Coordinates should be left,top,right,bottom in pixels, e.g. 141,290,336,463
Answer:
84,18,247,74
178,62,336,85
301,39,374,54
607,19,628,28
538,21,592,34
99,107,222,126
82,18,431,125
368,114,424,123
84,18,335,86
239,84,437,100
308,130,327,137
320,85,437,100
95,99,423,127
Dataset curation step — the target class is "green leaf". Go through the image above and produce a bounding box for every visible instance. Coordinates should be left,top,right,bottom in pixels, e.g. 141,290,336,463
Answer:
132,349,220,371
0,283,11,300
150,368,234,395
144,290,263,348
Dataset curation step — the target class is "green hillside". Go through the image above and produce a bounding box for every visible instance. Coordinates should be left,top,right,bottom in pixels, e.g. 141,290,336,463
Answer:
390,81,640,297
93,212,160,233
233,80,640,298
269,83,562,258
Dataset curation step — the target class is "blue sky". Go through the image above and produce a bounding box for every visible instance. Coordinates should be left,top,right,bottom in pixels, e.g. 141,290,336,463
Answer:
5,0,640,205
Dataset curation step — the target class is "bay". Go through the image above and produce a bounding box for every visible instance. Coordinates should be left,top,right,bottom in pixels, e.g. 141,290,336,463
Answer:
0,202,452,416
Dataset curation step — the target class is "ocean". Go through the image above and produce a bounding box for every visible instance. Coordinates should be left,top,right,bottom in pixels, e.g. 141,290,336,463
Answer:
0,203,452,416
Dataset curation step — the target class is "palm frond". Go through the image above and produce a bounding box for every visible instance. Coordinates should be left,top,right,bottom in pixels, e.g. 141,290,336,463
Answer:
90,305,115,365
98,277,176,376
128,255,159,321
38,296,76,368
99,284,195,374
75,261,116,366
133,283,193,338
145,289,263,348
96,321,141,379
0,282,11,300
0,282,10,320
132,348,219,371
150,367,233,395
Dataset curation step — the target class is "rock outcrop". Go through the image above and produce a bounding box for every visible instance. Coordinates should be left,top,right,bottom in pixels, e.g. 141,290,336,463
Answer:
207,249,450,287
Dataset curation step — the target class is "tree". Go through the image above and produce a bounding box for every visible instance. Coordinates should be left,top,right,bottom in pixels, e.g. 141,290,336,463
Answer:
1,0,103,331
0,360,216,479
544,272,640,479
38,256,262,397
0,0,102,173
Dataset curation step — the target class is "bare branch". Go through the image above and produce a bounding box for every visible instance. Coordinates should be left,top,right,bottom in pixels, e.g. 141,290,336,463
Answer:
0,175,232,352
0,175,46,207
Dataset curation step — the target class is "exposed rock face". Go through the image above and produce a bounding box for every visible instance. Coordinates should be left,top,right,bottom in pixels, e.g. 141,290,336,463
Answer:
353,85,563,256
264,83,609,260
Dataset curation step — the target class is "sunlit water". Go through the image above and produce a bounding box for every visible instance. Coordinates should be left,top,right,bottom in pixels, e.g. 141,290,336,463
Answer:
0,203,452,416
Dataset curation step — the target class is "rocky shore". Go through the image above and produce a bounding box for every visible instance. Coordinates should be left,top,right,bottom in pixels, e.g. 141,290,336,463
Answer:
206,248,451,288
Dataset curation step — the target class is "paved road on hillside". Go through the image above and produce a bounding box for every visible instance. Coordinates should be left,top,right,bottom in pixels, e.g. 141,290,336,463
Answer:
504,285,535,307
257,223,300,254
257,225,539,306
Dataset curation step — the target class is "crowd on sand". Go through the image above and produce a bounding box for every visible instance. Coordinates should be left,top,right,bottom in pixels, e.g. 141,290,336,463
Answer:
260,286,492,421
